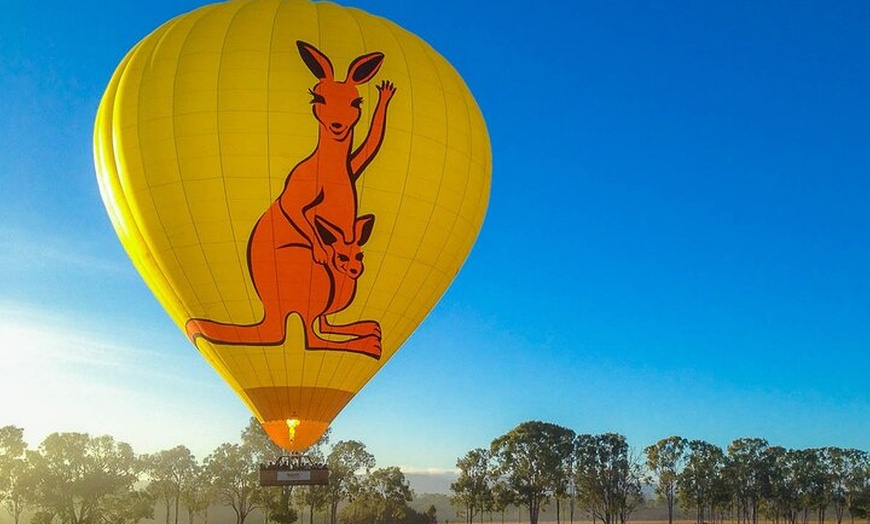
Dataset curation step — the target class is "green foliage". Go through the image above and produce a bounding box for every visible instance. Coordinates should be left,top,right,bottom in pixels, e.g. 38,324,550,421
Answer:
144,445,197,524
204,442,261,524
724,437,771,524
0,426,33,524
450,448,492,524
489,421,575,524
0,421,866,524
29,432,146,524
677,440,728,524
575,433,644,524
340,466,413,524
325,440,376,524
644,436,688,524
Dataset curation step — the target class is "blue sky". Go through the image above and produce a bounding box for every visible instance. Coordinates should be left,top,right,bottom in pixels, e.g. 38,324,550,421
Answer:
1,0,868,475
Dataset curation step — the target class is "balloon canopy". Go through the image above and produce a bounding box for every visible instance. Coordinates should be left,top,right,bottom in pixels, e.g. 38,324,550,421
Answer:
94,0,490,451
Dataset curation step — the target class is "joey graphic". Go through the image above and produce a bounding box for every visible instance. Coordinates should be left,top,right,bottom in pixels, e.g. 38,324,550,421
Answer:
185,41,396,359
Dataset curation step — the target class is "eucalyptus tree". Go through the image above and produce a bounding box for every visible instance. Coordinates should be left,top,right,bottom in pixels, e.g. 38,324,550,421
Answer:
341,466,413,524
843,449,869,524
725,438,771,524
645,436,688,524
678,439,727,524
0,426,34,524
180,463,214,524
205,442,262,524
574,433,644,524
765,446,801,524
490,421,575,524
490,478,517,524
29,432,148,524
799,448,834,524
451,448,494,524
146,445,197,524
826,448,869,524
325,440,376,524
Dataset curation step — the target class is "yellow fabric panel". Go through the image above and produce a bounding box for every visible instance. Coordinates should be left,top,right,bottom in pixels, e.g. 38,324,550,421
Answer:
95,0,490,452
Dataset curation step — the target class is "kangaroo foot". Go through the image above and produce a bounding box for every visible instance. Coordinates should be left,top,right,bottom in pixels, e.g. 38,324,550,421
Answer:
319,318,381,339
307,334,382,360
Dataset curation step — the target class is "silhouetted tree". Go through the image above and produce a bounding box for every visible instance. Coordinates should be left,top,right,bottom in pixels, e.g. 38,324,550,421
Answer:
678,439,726,524
574,433,643,524
145,445,197,524
326,440,376,524
341,467,413,524
205,442,261,524
450,448,493,524
645,436,688,524
725,438,771,524
29,432,147,524
0,426,34,524
490,421,575,524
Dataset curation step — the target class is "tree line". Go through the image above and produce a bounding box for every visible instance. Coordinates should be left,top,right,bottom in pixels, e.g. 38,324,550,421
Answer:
0,421,435,524
448,421,869,524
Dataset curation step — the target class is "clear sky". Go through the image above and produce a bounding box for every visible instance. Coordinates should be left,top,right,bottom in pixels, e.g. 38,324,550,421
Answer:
1,0,868,477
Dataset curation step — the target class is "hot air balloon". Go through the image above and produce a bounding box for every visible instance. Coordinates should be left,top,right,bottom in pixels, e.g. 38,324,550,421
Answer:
94,0,490,466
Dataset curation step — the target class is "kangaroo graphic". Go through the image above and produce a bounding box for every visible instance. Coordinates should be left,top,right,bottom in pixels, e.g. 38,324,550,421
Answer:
185,41,396,359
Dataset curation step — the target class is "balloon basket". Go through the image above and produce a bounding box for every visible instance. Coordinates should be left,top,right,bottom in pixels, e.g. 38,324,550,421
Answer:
259,453,329,487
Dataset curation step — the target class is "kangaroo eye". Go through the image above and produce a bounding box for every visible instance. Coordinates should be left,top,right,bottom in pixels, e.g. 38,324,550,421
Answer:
355,253,364,261
338,254,350,262
351,97,363,108
309,89,326,105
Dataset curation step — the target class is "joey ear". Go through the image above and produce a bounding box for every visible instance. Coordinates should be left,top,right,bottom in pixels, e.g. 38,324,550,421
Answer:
355,214,376,246
297,40,334,80
347,52,384,85
314,217,341,246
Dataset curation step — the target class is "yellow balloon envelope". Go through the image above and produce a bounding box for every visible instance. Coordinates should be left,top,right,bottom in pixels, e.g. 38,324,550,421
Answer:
94,0,490,451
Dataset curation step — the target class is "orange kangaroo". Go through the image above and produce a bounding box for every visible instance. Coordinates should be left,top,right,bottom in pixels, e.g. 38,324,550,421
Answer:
185,41,395,359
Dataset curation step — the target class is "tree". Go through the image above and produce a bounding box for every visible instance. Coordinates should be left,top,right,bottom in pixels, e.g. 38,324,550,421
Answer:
725,438,771,524
29,432,145,524
341,467,413,524
295,485,327,524
645,436,688,524
574,433,644,524
678,439,726,524
325,440,376,524
180,463,215,524
796,448,833,524
145,445,197,524
765,446,802,524
489,421,575,524
205,442,261,524
842,450,869,524
490,477,517,524
100,489,155,524
450,448,493,524
0,426,34,524
825,448,869,524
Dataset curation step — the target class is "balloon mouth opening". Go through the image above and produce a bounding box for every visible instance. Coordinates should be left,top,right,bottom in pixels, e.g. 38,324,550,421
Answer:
262,419,329,452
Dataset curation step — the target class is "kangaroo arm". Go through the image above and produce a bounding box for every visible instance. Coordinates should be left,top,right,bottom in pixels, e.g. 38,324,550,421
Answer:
350,95,391,180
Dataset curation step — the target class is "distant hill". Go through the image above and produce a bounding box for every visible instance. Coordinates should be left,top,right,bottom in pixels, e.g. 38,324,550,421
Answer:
405,470,458,495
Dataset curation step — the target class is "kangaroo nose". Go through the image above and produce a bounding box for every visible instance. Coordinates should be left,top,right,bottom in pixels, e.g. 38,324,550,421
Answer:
330,122,342,130
349,268,358,275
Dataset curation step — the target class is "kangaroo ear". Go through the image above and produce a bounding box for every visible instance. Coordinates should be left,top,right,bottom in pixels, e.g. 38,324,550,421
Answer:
314,217,340,246
346,52,384,85
355,214,376,246
297,40,334,81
